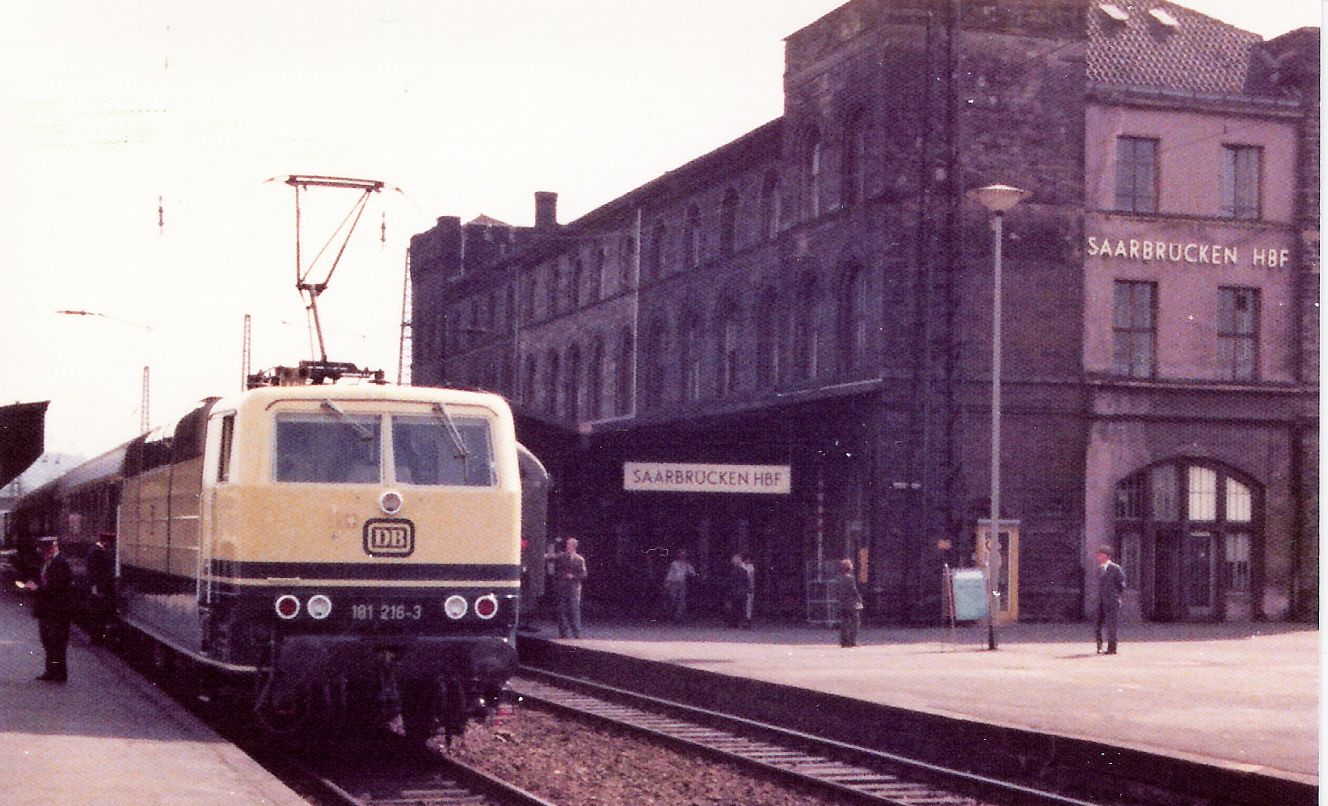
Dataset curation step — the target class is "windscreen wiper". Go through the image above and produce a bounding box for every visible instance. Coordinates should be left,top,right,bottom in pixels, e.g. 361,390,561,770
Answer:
321,399,375,441
431,403,469,459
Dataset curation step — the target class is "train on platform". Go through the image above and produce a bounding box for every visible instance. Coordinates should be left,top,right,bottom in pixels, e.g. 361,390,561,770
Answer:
5,365,548,744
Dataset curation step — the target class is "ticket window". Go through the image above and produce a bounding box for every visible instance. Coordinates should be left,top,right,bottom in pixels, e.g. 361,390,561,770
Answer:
975,520,1020,623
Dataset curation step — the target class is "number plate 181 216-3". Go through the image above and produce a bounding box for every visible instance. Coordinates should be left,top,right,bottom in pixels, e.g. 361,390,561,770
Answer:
350,601,426,621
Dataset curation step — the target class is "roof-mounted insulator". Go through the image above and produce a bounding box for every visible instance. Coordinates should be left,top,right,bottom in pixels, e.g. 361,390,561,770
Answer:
1148,7,1181,29
1098,3,1128,23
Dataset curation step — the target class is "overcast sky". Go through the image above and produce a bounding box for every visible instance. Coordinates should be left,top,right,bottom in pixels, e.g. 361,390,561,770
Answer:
1,0,1320,459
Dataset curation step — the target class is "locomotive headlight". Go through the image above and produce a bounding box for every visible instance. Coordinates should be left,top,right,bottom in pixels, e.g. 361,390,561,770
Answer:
443,594,468,620
275,594,300,620
474,594,499,620
379,490,404,515
307,594,333,620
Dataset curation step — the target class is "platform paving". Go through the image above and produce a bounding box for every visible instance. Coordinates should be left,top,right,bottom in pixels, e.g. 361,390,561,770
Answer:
0,586,308,806
532,616,1319,786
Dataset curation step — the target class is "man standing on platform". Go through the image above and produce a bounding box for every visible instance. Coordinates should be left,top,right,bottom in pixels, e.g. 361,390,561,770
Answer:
1095,545,1126,655
831,558,864,648
553,537,588,639
23,536,74,682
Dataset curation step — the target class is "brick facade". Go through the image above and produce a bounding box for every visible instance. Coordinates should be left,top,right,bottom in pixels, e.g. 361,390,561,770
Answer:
408,0,1317,624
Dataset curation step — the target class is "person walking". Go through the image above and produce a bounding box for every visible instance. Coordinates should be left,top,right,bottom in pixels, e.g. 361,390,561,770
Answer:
23,536,74,682
86,532,116,645
663,548,699,622
1095,545,1126,655
725,553,753,628
553,537,588,639
830,558,863,648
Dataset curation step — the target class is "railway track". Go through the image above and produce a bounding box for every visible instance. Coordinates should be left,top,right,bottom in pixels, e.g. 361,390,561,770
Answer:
511,668,1101,806
278,738,558,806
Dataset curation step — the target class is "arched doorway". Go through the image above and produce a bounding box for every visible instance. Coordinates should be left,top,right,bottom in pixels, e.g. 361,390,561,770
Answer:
1114,460,1260,621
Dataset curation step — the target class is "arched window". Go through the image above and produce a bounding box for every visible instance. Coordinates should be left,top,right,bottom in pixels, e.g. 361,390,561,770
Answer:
546,264,559,317
679,310,704,402
619,234,636,291
1114,460,1261,622
648,221,667,281
716,299,741,396
593,247,606,301
523,273,537,323
839,266,869,371
760,170,781,240
684,204,701,269
795,273,821,379
719,188,739,258
564,344,581,421
841,109,866,208
755,288,780,387
585,335,604,420
570,258,584,309
644,317,672,408
804,127,822,220
523,355,538,406
544,349,560,415
616,326,635,414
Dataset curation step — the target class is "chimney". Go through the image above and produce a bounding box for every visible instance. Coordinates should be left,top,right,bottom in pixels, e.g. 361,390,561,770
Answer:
534,191,558,229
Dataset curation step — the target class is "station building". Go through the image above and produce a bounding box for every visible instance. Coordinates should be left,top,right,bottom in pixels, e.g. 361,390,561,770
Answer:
408,0,1318,624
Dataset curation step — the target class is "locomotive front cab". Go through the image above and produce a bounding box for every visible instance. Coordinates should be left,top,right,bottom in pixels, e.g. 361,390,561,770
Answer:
200,385,523,740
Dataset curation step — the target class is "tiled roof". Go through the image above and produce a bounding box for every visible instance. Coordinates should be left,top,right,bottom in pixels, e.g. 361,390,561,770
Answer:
1087,1,1262,95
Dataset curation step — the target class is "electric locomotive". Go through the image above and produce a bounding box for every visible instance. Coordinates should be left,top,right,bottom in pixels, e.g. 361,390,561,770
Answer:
15,371,542,744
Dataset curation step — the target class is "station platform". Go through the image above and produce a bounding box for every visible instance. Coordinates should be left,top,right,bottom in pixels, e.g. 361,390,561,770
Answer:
0,585,307,806
521,616,1319,788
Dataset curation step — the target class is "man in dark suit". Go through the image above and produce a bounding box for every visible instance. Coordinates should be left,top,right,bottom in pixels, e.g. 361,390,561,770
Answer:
1095,544,1126,655
24,536,74,682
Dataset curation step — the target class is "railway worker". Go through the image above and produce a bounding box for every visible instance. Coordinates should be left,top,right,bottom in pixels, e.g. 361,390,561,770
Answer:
553,538,588,639
22,536,74,682
86,532,116,645
1094,545,1126,655
663,548,699,622
830,558,863,648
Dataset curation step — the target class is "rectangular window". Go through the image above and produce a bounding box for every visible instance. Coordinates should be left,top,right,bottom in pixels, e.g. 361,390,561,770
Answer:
1217,287,1260,380
1150,464,1179,521
216,414,235,483
275,413,381,484
1188,465,1217,521
1114,136,1158,213
1112,280,1156,378
391,415,494,487
1220,145,1262,220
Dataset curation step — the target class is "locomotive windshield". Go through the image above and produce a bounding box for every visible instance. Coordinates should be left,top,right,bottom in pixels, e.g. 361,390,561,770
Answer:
274,413,382,483
271,411,495,487
392,415,494,487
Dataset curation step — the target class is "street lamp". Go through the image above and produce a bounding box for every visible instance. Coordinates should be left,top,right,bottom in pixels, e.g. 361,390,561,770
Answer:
966,183,1030,651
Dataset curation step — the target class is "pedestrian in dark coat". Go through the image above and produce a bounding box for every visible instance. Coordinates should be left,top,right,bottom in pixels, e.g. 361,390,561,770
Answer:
830,558,863,648
725,554,753,628
1095,545,1126,655
24,537,74,682
552,538,588,639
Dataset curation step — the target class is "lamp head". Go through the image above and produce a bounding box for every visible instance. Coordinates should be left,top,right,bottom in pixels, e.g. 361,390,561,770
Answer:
967,184,1031,213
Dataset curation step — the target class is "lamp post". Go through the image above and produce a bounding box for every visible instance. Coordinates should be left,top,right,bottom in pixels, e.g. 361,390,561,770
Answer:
965,183,1030,651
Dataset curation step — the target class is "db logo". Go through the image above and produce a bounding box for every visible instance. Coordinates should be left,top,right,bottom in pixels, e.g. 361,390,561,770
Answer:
363,519,415,557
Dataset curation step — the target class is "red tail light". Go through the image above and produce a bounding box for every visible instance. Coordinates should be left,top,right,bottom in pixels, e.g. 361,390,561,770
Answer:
275,594,300,620
474,594,498,619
